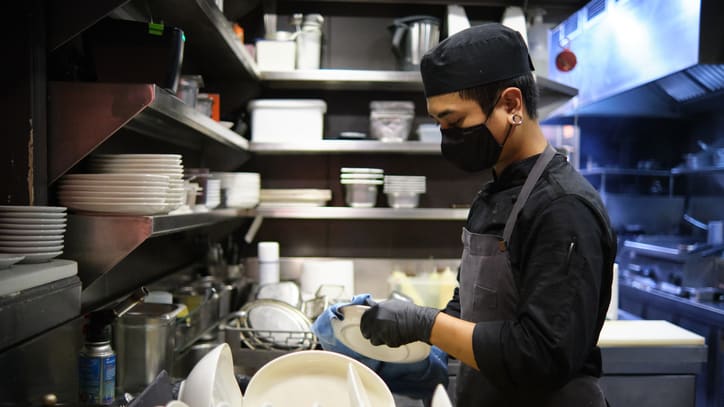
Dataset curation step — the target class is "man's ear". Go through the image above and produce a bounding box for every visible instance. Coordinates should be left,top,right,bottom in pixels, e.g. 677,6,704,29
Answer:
500,87,523,115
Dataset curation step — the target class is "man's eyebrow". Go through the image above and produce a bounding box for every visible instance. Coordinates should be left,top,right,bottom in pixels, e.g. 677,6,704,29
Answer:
430,109,454,120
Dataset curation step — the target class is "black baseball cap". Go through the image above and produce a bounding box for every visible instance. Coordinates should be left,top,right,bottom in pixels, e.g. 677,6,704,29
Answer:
420,23,535,97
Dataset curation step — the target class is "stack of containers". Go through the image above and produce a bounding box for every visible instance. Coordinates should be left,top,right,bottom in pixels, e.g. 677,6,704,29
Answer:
383,175,426,208
369,101,415,142
340,168,384,208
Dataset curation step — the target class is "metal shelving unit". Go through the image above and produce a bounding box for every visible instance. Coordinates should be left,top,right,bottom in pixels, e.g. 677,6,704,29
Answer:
260,69,422,91
242,206,469,220
63,209,245,309
578,166,724,198
48,82,250,182
250,140,440,154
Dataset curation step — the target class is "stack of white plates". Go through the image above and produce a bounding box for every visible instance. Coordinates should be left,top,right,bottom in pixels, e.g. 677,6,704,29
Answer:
339,168,384,186
212,172,260,208
0,206,67,264
88,154,185,211
383,175,426,194
259,189,332,207
58,174,171,215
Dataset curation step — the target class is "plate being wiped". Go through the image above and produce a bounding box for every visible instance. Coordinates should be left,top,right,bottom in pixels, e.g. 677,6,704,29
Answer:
331,304,431,363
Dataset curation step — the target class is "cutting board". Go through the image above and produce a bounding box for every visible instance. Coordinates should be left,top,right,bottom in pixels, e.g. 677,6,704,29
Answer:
598,320,705,347
0,259,78,296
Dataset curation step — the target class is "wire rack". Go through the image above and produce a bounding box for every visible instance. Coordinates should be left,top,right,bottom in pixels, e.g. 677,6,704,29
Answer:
223,323,317,351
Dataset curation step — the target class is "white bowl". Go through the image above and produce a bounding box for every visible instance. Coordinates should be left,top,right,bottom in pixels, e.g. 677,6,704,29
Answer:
243,350,394,407
179,343,241,407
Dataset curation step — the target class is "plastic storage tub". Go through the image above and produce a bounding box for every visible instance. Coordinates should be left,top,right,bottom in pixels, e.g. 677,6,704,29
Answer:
248,99,327,142
369,101,414,142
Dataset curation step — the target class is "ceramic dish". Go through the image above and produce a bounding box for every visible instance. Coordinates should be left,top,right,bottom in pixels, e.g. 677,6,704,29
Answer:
242,350,395,407
0,234,63,241
0,228,64,235
0,245,64,253
231,300,315,350
18,251,63,263
0,218,66,224
59,196,166,203
93,154,182,160
61,202,167,215
331,304,431,363
62,174,170,182
178,343,242,407
0,205,66,213
0,254,25,269
0,223,67,231
0,240,63,247
60,180,170,188
0,212,66,219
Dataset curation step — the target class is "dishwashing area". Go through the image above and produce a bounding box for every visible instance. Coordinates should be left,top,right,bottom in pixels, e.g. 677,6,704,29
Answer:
101,255,462,407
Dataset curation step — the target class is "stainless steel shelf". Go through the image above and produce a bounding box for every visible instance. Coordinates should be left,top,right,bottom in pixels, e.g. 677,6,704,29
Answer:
48,82,250,182
579,168,672,177
250,140,440,154
580,166,724,176
260,69,423,91
242,206,469,220
63,209,245,308
146,0,259,79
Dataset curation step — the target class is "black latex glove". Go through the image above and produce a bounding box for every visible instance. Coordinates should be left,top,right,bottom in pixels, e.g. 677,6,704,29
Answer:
360,299,440,347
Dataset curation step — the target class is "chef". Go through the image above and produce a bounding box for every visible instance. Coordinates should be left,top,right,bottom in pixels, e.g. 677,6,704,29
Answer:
361,23,617,406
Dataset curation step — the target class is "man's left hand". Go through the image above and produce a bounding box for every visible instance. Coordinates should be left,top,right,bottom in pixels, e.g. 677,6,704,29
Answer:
359,299,440,347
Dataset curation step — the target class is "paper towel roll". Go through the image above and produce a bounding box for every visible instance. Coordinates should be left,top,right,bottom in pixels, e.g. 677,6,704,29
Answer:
300,260,355,299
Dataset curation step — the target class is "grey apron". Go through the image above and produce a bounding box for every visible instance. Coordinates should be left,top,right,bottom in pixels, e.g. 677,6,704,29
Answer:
456,145,606,406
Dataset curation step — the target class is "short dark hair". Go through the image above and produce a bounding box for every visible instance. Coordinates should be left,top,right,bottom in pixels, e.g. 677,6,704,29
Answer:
458,73,539,120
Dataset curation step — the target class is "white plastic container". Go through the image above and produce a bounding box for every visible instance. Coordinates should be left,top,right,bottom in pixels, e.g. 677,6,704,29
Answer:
248,99,327,142
255,39,296,71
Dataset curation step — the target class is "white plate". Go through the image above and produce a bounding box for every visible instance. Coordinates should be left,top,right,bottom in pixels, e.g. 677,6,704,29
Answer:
0,234,63,241
331,305,431,363
0,254,25,269
89,166,184,173
0,217,66,225
91,158,182,164
63,174,170,182
0,245,64,253
18,251,63,264
60,180,170,188
341,168,384,174
64,202,168,215
93,154,182,160
0,212,66,219
59,191,169,199
60,196,166,204
0,224,66,231
0,206,66,213
242,350,395,407
0,228,65,235
0,240,63,247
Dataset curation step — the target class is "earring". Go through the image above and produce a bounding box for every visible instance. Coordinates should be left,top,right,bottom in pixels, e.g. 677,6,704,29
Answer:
512,114,523,125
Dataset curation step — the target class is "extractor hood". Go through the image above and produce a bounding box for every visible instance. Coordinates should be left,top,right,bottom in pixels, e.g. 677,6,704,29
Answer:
544,0,724,120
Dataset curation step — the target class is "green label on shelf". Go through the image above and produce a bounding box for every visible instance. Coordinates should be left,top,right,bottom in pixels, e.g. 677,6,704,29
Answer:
148,22,164,36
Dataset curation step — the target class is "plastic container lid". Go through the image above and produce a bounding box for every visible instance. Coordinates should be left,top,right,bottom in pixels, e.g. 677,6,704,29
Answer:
248,99,327,113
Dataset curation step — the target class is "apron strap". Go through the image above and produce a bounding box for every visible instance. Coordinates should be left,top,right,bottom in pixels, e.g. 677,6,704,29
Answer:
501,144,557,249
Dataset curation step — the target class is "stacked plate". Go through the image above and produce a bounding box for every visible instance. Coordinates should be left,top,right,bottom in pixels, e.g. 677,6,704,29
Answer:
259,189,332,207
340,168,384,208
383,175,426,209
89,154,185,210
212,172,260,208
58,174,172,215
205,178,221,209
0,206,67,264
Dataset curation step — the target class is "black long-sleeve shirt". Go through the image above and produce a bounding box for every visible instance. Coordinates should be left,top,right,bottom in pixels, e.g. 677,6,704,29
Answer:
444,153,616,399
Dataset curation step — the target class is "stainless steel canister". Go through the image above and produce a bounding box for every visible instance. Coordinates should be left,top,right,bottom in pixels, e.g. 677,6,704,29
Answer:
113,303,185,394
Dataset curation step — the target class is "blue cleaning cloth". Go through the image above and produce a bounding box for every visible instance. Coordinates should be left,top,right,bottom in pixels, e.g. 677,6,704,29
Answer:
311,294,449,400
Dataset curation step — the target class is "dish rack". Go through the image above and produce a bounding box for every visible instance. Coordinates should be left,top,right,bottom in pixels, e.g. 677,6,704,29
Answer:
221,313,317,352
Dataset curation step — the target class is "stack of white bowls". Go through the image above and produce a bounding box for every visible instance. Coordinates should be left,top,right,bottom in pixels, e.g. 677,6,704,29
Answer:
0,206,67,264
211,172,260,208
383,175,426,208
205,178,221,209
340,168,384,208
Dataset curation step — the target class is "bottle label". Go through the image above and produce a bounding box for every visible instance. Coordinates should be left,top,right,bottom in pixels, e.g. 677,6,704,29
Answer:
79,353,116,405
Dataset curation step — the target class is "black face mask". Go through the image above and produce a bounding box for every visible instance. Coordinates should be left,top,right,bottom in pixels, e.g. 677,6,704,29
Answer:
440,119,512,172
